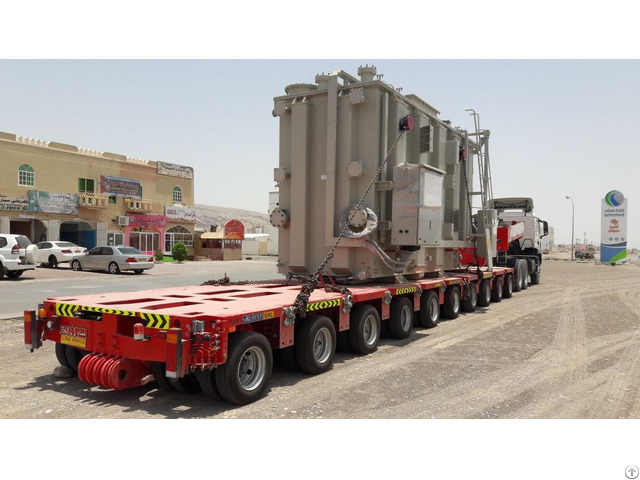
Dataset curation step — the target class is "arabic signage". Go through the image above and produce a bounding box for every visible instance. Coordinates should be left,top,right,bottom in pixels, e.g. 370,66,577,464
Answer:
28,191,79,215
0,194,29,211
165,205,196,224
157,161,194,180
600,190,628,263
128,214,167,232
100,175,142,198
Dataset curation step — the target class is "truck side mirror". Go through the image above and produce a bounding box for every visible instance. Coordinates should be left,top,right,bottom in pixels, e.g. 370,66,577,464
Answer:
541,220,549,237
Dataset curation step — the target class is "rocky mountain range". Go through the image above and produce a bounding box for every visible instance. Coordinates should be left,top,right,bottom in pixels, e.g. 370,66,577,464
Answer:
194,203,270,234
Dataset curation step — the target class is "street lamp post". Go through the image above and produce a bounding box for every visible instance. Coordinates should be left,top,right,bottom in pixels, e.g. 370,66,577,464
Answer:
565,195,574,262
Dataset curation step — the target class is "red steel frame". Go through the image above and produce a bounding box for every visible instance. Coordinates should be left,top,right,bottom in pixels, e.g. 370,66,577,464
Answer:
24,267,513,391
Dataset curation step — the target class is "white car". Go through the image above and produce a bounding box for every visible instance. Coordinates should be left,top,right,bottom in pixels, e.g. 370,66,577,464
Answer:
70,246,155,274
36,241,88,267
0,234,39,279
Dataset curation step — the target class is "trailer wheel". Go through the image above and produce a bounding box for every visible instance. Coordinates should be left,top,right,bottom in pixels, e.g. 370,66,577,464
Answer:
419,290,440,327
295,315,336,375
169,373,202,394
491,277,503,303
215,331,273,405
520,260,529,290
196,368,222,400
502,274,513,298
442,286,460,319
55,343,72,368
478,279,491,307
150,361,173,389
65,346,88,371
461,283,478,313
349,304,381,354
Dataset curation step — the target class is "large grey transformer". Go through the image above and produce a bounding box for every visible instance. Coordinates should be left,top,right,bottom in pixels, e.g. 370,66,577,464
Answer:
271,66,492,282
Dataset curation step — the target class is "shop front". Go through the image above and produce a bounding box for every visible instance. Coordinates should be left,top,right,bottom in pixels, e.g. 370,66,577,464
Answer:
125,214,167,255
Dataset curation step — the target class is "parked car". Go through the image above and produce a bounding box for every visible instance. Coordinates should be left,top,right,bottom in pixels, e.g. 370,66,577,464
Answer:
36,241,88,267
0,234,39,279
70,246,155,274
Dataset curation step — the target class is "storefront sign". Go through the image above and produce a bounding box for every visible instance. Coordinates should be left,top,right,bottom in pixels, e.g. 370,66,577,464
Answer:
157,161,194,179
28,191,79,215
600,190,628,263
128,214,167,232
165,205,196,223
0,194,29,211
100,175,142,198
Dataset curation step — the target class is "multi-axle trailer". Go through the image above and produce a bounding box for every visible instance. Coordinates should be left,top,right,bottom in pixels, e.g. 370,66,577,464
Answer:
24,266,514,405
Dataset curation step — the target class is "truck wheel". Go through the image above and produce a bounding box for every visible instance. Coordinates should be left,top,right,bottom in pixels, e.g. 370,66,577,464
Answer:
55,343,72,368
419,290,440,327
215,331,273,404
349,304,381,354
196,368,222,399
295,315,336,375
530,264,541,285
389,297,413,339
442,286,460,319
65,346,88,372
461,283,478,313
478,279,491,307
512,260,523,292
150,361,172,389
170,373,202,393
491,277,503,303
502,274,513,298
520,260,529,290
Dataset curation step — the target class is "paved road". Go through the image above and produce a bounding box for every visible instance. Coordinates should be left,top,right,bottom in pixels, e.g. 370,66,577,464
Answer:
0,257,279,319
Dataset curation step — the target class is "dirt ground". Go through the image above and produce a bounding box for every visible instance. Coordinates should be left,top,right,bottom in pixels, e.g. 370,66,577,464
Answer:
1,258,640,420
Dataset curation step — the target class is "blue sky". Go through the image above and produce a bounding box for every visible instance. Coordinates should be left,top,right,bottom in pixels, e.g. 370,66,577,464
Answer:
2,59,638,248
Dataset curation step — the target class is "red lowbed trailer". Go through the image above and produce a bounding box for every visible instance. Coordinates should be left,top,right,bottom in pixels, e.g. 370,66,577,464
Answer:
24,266,513,405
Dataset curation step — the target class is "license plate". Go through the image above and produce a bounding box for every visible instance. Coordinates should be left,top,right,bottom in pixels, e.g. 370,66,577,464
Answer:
60,325,88,349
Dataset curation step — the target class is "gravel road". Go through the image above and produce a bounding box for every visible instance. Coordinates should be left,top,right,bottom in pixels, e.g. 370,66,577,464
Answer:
2,259,639,420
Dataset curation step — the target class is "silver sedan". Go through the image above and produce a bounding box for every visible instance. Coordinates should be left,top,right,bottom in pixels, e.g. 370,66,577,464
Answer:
70,246,155,274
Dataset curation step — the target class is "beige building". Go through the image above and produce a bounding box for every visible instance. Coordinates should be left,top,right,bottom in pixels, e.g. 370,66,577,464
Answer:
0,131,196,255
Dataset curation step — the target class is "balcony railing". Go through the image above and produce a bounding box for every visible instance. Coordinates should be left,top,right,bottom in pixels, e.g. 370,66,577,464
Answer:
124,198,155,213
78,192,109,209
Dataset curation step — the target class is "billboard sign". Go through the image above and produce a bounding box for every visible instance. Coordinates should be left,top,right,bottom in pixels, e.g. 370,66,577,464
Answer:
28,191,79,215
600,190,628,263
100,175,142,198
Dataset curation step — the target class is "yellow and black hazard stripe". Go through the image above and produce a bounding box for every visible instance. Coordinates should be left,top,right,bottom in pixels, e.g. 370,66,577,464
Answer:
56,303,80,317
140,313,170,329
55,302,170,330
395,286,417,295
306,298,340,312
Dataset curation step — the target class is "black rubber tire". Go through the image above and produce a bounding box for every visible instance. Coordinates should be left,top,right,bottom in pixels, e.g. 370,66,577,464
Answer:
295,315,336,375
441,286,461,319
348,304,381,354
65,346,88,372
478,279,492,307
108,262,120,275
388,297,413,340
48,255,58,268
512,259,523,292
530,268,541,285
71,259,82,272
134,269,144,275
461,283,478,313
278,345,299,371
502,274,513,299
196,369,222,400
55,343,72,368
7,271,23,278
520,260,529,290
491,277,503,303
337,330,351,352
418,290,440,328
169,373,202,393
150,361,173,389
215,331,273,405
0,262,4,279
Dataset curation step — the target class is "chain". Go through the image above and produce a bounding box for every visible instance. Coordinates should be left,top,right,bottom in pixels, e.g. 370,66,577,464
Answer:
291,126,409,317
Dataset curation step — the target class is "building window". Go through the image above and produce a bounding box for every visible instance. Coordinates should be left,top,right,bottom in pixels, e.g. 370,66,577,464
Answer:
173,186,183,204
165,225,193,253
78,178,95,193
109,196,117,204
18,164,35,186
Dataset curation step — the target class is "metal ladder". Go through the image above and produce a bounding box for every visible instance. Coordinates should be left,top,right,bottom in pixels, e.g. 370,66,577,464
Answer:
465,109,495,270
